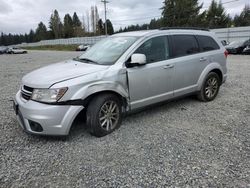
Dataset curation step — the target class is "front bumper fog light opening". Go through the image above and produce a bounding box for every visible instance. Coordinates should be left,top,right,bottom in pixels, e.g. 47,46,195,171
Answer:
29,120,43,132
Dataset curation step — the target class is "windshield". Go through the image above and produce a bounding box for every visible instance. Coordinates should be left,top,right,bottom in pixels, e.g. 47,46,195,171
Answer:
78,36,138,65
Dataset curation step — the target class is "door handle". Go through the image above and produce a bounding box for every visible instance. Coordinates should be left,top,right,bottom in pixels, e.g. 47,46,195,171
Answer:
200,57,207,62
163,64,174,69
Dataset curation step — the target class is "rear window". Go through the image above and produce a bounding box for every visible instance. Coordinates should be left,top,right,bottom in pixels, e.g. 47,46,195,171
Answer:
171,35,199,57
196,35,220,52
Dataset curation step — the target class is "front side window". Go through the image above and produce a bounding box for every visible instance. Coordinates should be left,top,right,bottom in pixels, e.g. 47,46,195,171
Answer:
79,36,138,65
196,35,220,52
134,36,169,63
172,35,199,57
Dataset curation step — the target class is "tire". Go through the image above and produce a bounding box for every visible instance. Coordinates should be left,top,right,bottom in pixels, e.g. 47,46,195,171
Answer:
86,93,122,137
197,72,220,102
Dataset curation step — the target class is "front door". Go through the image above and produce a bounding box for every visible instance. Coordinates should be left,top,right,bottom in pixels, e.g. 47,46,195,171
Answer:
127,36,174,110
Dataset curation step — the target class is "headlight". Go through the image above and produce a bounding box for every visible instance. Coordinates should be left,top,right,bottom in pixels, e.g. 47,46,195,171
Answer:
31,88,68,103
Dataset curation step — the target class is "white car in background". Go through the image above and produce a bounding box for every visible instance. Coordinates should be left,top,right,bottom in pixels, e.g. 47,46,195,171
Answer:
76,44,90,51
7,47,27,54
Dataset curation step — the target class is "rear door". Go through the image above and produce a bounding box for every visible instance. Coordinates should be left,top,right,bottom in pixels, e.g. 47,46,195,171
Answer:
170,34,206,96
127,36,174,109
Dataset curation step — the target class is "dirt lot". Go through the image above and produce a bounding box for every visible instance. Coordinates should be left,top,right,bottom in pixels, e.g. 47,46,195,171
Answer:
0,51,249,187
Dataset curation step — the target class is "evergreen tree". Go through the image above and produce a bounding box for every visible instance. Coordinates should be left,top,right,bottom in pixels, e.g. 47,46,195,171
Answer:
162,0,204,27
63,14,74,38
149,18,163,29
35,22,47,41
234,5,250,26
72,12,82,27
97,19,105,35
72,12,83,36
28,29,35,42
49,10,63,39
206,0,231,28
105,19,114,35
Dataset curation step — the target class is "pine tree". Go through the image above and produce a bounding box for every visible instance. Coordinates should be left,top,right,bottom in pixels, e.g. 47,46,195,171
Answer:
49,10,63,39
234,5,250,26
28,29,35,42
72,12,82,27
72,12,83,36
63,14,74,38
105,19,114,35
206,0,231,28
162,0,204,27
98,19,104,35
35,22,47,41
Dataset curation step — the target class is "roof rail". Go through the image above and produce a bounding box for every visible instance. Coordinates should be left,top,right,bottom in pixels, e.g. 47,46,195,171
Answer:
159,27,210,31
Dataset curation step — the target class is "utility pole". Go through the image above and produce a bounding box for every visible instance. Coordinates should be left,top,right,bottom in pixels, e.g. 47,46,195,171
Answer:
101,0,109,36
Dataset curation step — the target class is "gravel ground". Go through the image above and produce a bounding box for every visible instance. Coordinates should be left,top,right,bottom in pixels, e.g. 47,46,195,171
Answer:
0,51,249,187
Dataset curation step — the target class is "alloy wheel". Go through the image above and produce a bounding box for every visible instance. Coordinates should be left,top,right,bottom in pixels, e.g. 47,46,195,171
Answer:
205,77,218,99
99,101,120,131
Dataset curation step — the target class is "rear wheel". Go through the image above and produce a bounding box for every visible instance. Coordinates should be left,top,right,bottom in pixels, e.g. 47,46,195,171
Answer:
86,93,122,137
197,72,220,102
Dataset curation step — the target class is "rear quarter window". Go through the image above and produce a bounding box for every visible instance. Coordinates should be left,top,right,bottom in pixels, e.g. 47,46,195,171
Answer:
196,35,220,52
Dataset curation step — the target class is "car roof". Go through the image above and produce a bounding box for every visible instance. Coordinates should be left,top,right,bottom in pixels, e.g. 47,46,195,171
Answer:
113,29,213,38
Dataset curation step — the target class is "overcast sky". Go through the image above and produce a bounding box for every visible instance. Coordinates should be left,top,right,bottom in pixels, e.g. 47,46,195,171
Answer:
0,0,248,34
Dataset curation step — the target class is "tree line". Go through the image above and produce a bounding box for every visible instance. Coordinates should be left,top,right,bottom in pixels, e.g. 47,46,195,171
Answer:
1,0,250,46
118,1,250,32
0,6,114,46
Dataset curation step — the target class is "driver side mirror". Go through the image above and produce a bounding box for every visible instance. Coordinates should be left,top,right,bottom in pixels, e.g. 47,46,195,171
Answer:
131,53,146,65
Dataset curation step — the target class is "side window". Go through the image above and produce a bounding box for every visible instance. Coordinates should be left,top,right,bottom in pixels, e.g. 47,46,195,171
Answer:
196,35,220,52
171,35,199,57
134,36,169,63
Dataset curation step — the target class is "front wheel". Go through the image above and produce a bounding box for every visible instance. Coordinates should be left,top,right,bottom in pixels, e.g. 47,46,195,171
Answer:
197,72,220,102
86,93,122,137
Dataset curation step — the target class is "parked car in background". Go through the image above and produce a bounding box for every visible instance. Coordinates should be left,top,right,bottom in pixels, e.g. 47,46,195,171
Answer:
14,28,227,137
226,39,250,54
242,45,250,55
76,44,90,51
0,46,8,54
7,47,27,54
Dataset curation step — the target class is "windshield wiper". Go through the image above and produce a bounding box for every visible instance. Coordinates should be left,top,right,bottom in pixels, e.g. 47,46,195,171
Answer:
74,57,98,64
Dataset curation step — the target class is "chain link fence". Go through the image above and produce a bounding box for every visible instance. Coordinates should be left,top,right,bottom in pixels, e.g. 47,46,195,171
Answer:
18,35,107,47
212,26,250,43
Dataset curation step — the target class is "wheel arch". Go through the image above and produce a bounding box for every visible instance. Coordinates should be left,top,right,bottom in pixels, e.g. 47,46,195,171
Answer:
209,69,223,85
67,90,128,135
83,90,129,111
197,63,224,91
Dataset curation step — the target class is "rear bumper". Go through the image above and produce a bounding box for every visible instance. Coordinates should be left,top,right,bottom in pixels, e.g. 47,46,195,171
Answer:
14,90,84,136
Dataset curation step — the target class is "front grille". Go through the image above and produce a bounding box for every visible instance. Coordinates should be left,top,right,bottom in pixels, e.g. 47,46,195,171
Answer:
23,85,33,92
21,85,33,100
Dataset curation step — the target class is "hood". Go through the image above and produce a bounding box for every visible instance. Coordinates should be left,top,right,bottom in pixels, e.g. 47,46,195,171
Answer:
22,59,109,88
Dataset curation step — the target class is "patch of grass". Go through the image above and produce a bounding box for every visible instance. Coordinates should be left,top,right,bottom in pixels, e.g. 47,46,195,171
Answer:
24,44,79,51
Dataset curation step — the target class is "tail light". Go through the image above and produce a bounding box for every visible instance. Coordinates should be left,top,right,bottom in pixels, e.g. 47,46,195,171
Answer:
224,50,229,58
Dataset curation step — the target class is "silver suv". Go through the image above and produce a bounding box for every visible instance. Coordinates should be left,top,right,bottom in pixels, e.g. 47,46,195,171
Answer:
14,28,228,137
